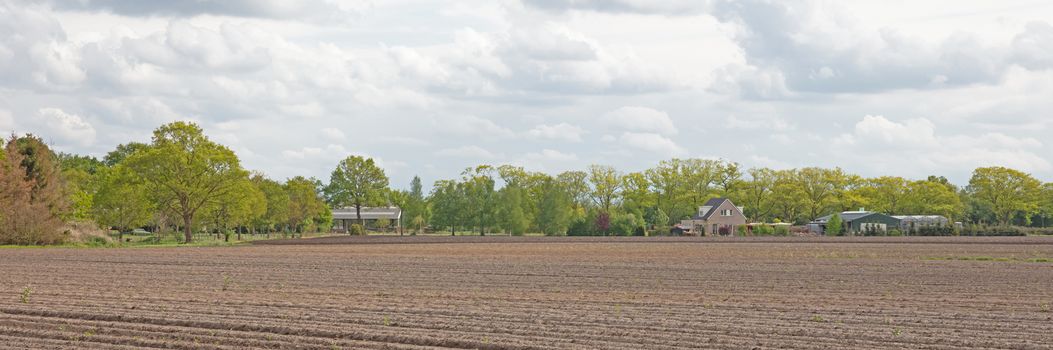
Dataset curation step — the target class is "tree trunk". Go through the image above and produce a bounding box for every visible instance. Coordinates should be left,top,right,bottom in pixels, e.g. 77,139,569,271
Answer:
182,214,193,244
356,205,364,227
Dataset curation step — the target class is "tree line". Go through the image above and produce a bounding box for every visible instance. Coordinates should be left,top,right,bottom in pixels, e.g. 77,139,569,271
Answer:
2,121,1052,244
415,160,1052,236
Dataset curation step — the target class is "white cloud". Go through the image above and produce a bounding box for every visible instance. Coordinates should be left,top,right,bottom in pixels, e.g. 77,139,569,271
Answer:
281,146,323,159
435,145,499,159
525,122,586,142
844,115,940,149
0,109,14,132
835,115,1051,175
726,115,795,131
0,1,1051,185
321,127,345,141
618,132,686,157
37,108,96,147
1012,21,1053,70
602,106,677,135
525,149,578,162
436,115,515,138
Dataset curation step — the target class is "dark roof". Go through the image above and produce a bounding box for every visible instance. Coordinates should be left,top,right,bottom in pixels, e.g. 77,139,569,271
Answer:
703,197,725,207
698,198,739,220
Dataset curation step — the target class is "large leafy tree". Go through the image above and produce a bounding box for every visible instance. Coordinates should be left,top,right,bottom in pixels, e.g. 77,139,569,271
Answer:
770,169,807,224
740,168,776,222
57,153,104,221
587,164,622,213
537,176,572,236
126,122,249,243
286,176,327,233
902,179,964,220
326,156,390,226
863,176,911,214
251,174,289,235
0,135,69,244
798,167,839,221
462,166,497,235
429,179,466,234
103,142,149,167
497,184,529,235
967,167,1042,226
205,178,265,241
92,165,153,240
620,172,655,219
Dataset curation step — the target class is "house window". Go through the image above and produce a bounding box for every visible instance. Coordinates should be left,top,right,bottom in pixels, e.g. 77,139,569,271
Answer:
721,209,732,216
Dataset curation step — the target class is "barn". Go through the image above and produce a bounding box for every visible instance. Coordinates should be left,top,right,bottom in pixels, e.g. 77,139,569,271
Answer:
331,206,402,233
810,211,901,235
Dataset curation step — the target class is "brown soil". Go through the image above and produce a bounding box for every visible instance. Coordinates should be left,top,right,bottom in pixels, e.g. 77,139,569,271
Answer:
2,238,1052,349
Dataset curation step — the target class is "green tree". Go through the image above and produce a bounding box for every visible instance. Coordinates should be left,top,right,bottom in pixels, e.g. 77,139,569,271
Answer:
497,184,529,235
462,166,497,235
826,213,843,236
326,156,390,226
57,153,104,221
536,177,572,236
770,169,807,224
251,174,289,236
92,165,153,241
967,167,1042,226
741,168,776,222
798,167,839,221
402,175,428,232
102,142,148,167
587,164,621,213
903,179,964,220
715,161,743,197
557,170,590,210
429,179,466,234
863,176,910,214
654,207,670,232
125,122,249,243
647,160,691,223
205,178,265,241
610,212,644,236
286,176,326,234
620,172,655,218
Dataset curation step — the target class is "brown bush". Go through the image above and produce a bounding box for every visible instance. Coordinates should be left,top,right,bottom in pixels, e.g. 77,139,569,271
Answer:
0,135,69,245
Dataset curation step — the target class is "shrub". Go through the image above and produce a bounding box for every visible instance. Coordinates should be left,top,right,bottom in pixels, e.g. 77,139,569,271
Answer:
961,225,1028,236
349,224,365,236
774,225,790,236
753,225,775,236
610,213,643,236
567,212,599,236
887,229,904,237
735,225,747,236
826,214,843,236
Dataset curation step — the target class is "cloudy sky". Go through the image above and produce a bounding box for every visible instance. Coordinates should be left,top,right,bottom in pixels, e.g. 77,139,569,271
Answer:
2,0,1052,188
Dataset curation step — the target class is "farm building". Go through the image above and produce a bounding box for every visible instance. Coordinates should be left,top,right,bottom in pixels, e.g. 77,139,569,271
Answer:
892,215,950,233
332,206,402,233
679,198,747,236
809,211,901,235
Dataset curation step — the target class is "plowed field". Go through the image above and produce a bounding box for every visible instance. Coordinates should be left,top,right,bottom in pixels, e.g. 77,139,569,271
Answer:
2,237,1052,349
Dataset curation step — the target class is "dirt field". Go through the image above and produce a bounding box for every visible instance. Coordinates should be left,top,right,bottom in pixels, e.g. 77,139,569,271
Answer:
2,237,1052,349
